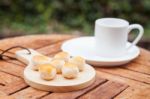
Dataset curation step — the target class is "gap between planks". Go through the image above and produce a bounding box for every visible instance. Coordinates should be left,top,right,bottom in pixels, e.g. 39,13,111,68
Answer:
96,70,150,99
78,80,128,99
114,86,150,99
96,67,150,85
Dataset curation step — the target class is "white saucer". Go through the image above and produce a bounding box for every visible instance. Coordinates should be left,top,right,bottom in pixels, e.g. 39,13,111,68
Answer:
61,37,140,66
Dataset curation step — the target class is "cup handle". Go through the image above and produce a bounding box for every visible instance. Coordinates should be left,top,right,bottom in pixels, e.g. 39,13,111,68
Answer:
127,24,144,49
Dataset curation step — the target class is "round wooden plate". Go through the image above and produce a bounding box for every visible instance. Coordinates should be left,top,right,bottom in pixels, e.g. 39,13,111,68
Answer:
16,49,96,92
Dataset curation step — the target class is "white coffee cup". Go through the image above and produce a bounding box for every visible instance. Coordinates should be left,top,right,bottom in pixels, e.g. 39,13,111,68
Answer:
94,18,144,58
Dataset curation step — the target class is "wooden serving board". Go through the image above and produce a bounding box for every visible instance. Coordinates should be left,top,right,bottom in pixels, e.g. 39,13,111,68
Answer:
15,49,96,92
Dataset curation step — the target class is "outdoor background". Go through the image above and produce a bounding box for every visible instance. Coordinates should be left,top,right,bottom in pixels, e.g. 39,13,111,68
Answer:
0,0,150,49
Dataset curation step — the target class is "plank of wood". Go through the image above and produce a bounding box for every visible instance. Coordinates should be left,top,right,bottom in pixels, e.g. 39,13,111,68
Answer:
0,34,73,60
79,81,128,99
5,60,26,67
0,96,15,99
0,90,7,96
140,48,150,59
0,61,24,78
134,59,150,68
96,70,150,99
11,87,49,99
123,62,150,75
114,86,150,99
133,60,150,67
0,71,20,86
96,70,150,88
96,67,150,84
0,71,27,95
36,41,63,55
133,48,150,66
0,79,28,95
42,75,107,99
0,34,73,50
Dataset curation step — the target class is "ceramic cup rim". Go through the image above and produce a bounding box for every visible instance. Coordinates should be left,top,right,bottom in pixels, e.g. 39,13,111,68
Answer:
95,18,129,28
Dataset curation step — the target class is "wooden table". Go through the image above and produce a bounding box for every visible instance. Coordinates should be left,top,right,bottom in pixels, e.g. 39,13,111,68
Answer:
0,34,149,99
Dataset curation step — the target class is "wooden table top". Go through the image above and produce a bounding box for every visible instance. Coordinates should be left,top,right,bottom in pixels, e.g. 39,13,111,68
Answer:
0,34,149,99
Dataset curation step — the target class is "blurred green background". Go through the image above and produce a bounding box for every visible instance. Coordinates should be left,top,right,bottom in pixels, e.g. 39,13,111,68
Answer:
0,0,150,41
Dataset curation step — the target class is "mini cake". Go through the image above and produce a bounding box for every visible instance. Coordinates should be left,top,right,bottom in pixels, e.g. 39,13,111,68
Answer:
39,64,56,80
50,59,65,74
62,62,79,79
69,56,85,71
54,51,70,62
32,55,51,70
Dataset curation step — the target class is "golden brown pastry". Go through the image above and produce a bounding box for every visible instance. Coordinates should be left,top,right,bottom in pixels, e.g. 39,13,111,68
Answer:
39,64,56,80
62,62,79,79
54,51,70,62
32,55,51,70
69,56,85,71
50,59,65,74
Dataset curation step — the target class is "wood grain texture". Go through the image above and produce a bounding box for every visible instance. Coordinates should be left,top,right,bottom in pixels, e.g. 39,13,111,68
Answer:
0,71,20,86
133,48,150,66
123,62,150,75
97,67,150,84
11,87,49,99
0,34,73,50
96,70,150,99
0,79,28,95
36,41,63,56
96,70,150,88
0,70,27,95
0,91,6,96
6,60,26,67
115,86,150,99
0,61,24,78
0,96,15,99
79,81,128,99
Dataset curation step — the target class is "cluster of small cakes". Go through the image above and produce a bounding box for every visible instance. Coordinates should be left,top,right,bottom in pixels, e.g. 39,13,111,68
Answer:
31,52,85,80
